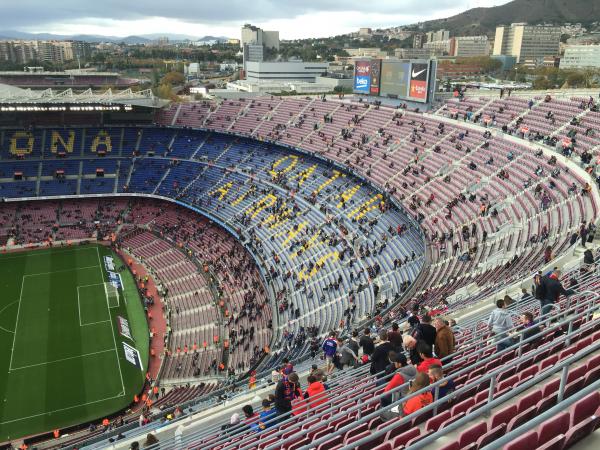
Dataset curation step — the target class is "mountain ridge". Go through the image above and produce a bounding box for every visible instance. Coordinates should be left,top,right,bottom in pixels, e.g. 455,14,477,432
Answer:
414,0,600,36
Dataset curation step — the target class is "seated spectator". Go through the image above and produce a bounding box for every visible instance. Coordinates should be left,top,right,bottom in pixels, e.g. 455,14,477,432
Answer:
242,405,259,430
402,372,433,416
143,433,159,448
428,364,455,399
253,398,276,431
520,311,541,346
381,352,417,408
303,375,328,409
416,343,442,373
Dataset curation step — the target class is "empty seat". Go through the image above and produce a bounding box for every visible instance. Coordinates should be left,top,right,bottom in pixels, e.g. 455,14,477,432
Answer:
392,428,420,447
537,412,570,446
507,406,537,432
458,421,487,448
491,404,518,429
537,434,566,450
477,423,507,448
502,430,538,450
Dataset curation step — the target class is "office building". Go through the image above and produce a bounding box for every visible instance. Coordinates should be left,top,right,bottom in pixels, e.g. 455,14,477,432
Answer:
426,30,450,43
493,23,560,64
413,34,425,49
423,40,451,56
241,24,279,50
560,45,600,69
450,36,490,57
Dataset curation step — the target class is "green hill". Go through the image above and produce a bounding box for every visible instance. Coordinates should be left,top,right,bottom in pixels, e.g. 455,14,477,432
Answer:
418,0,600,36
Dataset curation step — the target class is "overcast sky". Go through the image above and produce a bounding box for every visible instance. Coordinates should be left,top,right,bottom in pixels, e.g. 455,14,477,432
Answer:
3,0,512,39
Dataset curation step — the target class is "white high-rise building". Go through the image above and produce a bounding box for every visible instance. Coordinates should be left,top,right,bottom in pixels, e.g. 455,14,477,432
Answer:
240,24,279,50
493,23,560,64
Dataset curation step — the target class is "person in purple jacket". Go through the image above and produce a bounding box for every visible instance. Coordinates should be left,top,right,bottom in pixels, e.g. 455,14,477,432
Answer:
322,331,338,374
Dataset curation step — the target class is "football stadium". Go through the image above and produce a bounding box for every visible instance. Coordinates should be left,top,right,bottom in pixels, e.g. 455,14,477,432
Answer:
0,10,599,450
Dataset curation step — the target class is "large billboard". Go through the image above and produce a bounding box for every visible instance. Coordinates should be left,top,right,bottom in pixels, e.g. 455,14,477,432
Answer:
353,60,371,94
369,59,382,96
380,61,411,98
408,61,430,102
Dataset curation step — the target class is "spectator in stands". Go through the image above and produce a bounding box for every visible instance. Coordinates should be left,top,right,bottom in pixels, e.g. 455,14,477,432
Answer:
520,288,533,303
433,317,455,359
402,372,433,416
253,399,277,432
428,364,455,399
519,311,541,346
388,322,403,353
487,299,514,351
416,343,442,372
416,314,437,348
359,328,375,358
336,337,359,369
310,364,326,384
281,358,294,375
322,332,338,375
381,352,417,408
347,330,360,360
271,367,282,384
538,269,574,316
303,374,328,409
130,442,140,450
403,334,422,365
143,433,159,448
274,372,301,420
242,405,259,431
370,330,393,381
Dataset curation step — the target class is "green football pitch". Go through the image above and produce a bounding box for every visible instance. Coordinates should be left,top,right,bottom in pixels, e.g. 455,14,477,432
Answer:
0,244,149,441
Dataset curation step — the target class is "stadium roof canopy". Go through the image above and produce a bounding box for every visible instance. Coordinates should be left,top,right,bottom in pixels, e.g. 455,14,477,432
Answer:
0,84,169,108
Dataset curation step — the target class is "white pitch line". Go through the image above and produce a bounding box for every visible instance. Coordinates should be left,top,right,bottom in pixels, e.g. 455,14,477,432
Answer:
9,348,115,372
24,264,100,277
8,276,25,372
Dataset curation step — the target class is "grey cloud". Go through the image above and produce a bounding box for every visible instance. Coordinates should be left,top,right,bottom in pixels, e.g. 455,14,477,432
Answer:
1,0,463,29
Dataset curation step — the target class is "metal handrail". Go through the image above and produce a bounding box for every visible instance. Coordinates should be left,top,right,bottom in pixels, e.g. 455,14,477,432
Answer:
138,291,599,450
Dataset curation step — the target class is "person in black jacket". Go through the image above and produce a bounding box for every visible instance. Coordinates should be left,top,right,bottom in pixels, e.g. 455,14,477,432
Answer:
359,328,375,357
370,330,393,382
538,270,574,316
273,372,301,420
415,315,437,348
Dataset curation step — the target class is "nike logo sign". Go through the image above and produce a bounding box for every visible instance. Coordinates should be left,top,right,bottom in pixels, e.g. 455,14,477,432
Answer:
412,69,427,78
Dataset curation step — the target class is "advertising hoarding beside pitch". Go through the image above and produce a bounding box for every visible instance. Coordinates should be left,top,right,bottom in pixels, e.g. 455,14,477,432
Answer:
380,61,411,98
353,60,371,94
